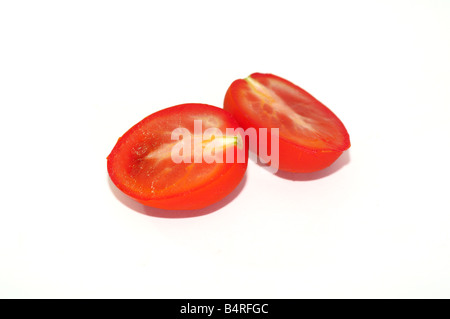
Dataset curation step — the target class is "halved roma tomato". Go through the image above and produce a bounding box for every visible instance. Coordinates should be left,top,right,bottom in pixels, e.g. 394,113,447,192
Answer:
107,104,248,210
224,73,350,173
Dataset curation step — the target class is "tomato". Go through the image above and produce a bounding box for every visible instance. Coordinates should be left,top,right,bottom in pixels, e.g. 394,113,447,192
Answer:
224,73,350,173
107,104,248,210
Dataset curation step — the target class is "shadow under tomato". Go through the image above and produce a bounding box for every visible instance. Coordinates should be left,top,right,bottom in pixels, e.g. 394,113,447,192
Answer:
255,150,351,181
108,173,248,219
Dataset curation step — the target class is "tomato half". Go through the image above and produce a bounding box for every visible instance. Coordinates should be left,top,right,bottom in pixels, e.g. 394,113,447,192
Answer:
224,73,350,173
107,104,248,210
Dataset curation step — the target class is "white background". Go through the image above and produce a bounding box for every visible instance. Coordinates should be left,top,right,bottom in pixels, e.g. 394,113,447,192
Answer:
1,0,450,298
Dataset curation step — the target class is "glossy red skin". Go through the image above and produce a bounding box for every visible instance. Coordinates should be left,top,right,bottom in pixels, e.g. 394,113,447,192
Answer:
107,104,248,210
224,73,350,173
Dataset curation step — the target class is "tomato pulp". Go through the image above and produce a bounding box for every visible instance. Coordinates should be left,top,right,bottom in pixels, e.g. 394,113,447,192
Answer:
107,104,248,210
224,73,350,173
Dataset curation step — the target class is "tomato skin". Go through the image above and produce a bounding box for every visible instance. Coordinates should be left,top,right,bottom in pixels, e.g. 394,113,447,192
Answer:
277,142,344,173
224,73,350,173
107,104,248,210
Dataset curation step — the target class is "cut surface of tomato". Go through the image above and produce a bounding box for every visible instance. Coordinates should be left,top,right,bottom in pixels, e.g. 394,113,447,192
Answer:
107,104,248,210
224,73,350,173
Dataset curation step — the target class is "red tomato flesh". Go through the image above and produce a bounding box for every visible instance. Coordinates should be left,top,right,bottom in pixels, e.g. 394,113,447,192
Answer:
107,104,248,210
224,73,350,173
